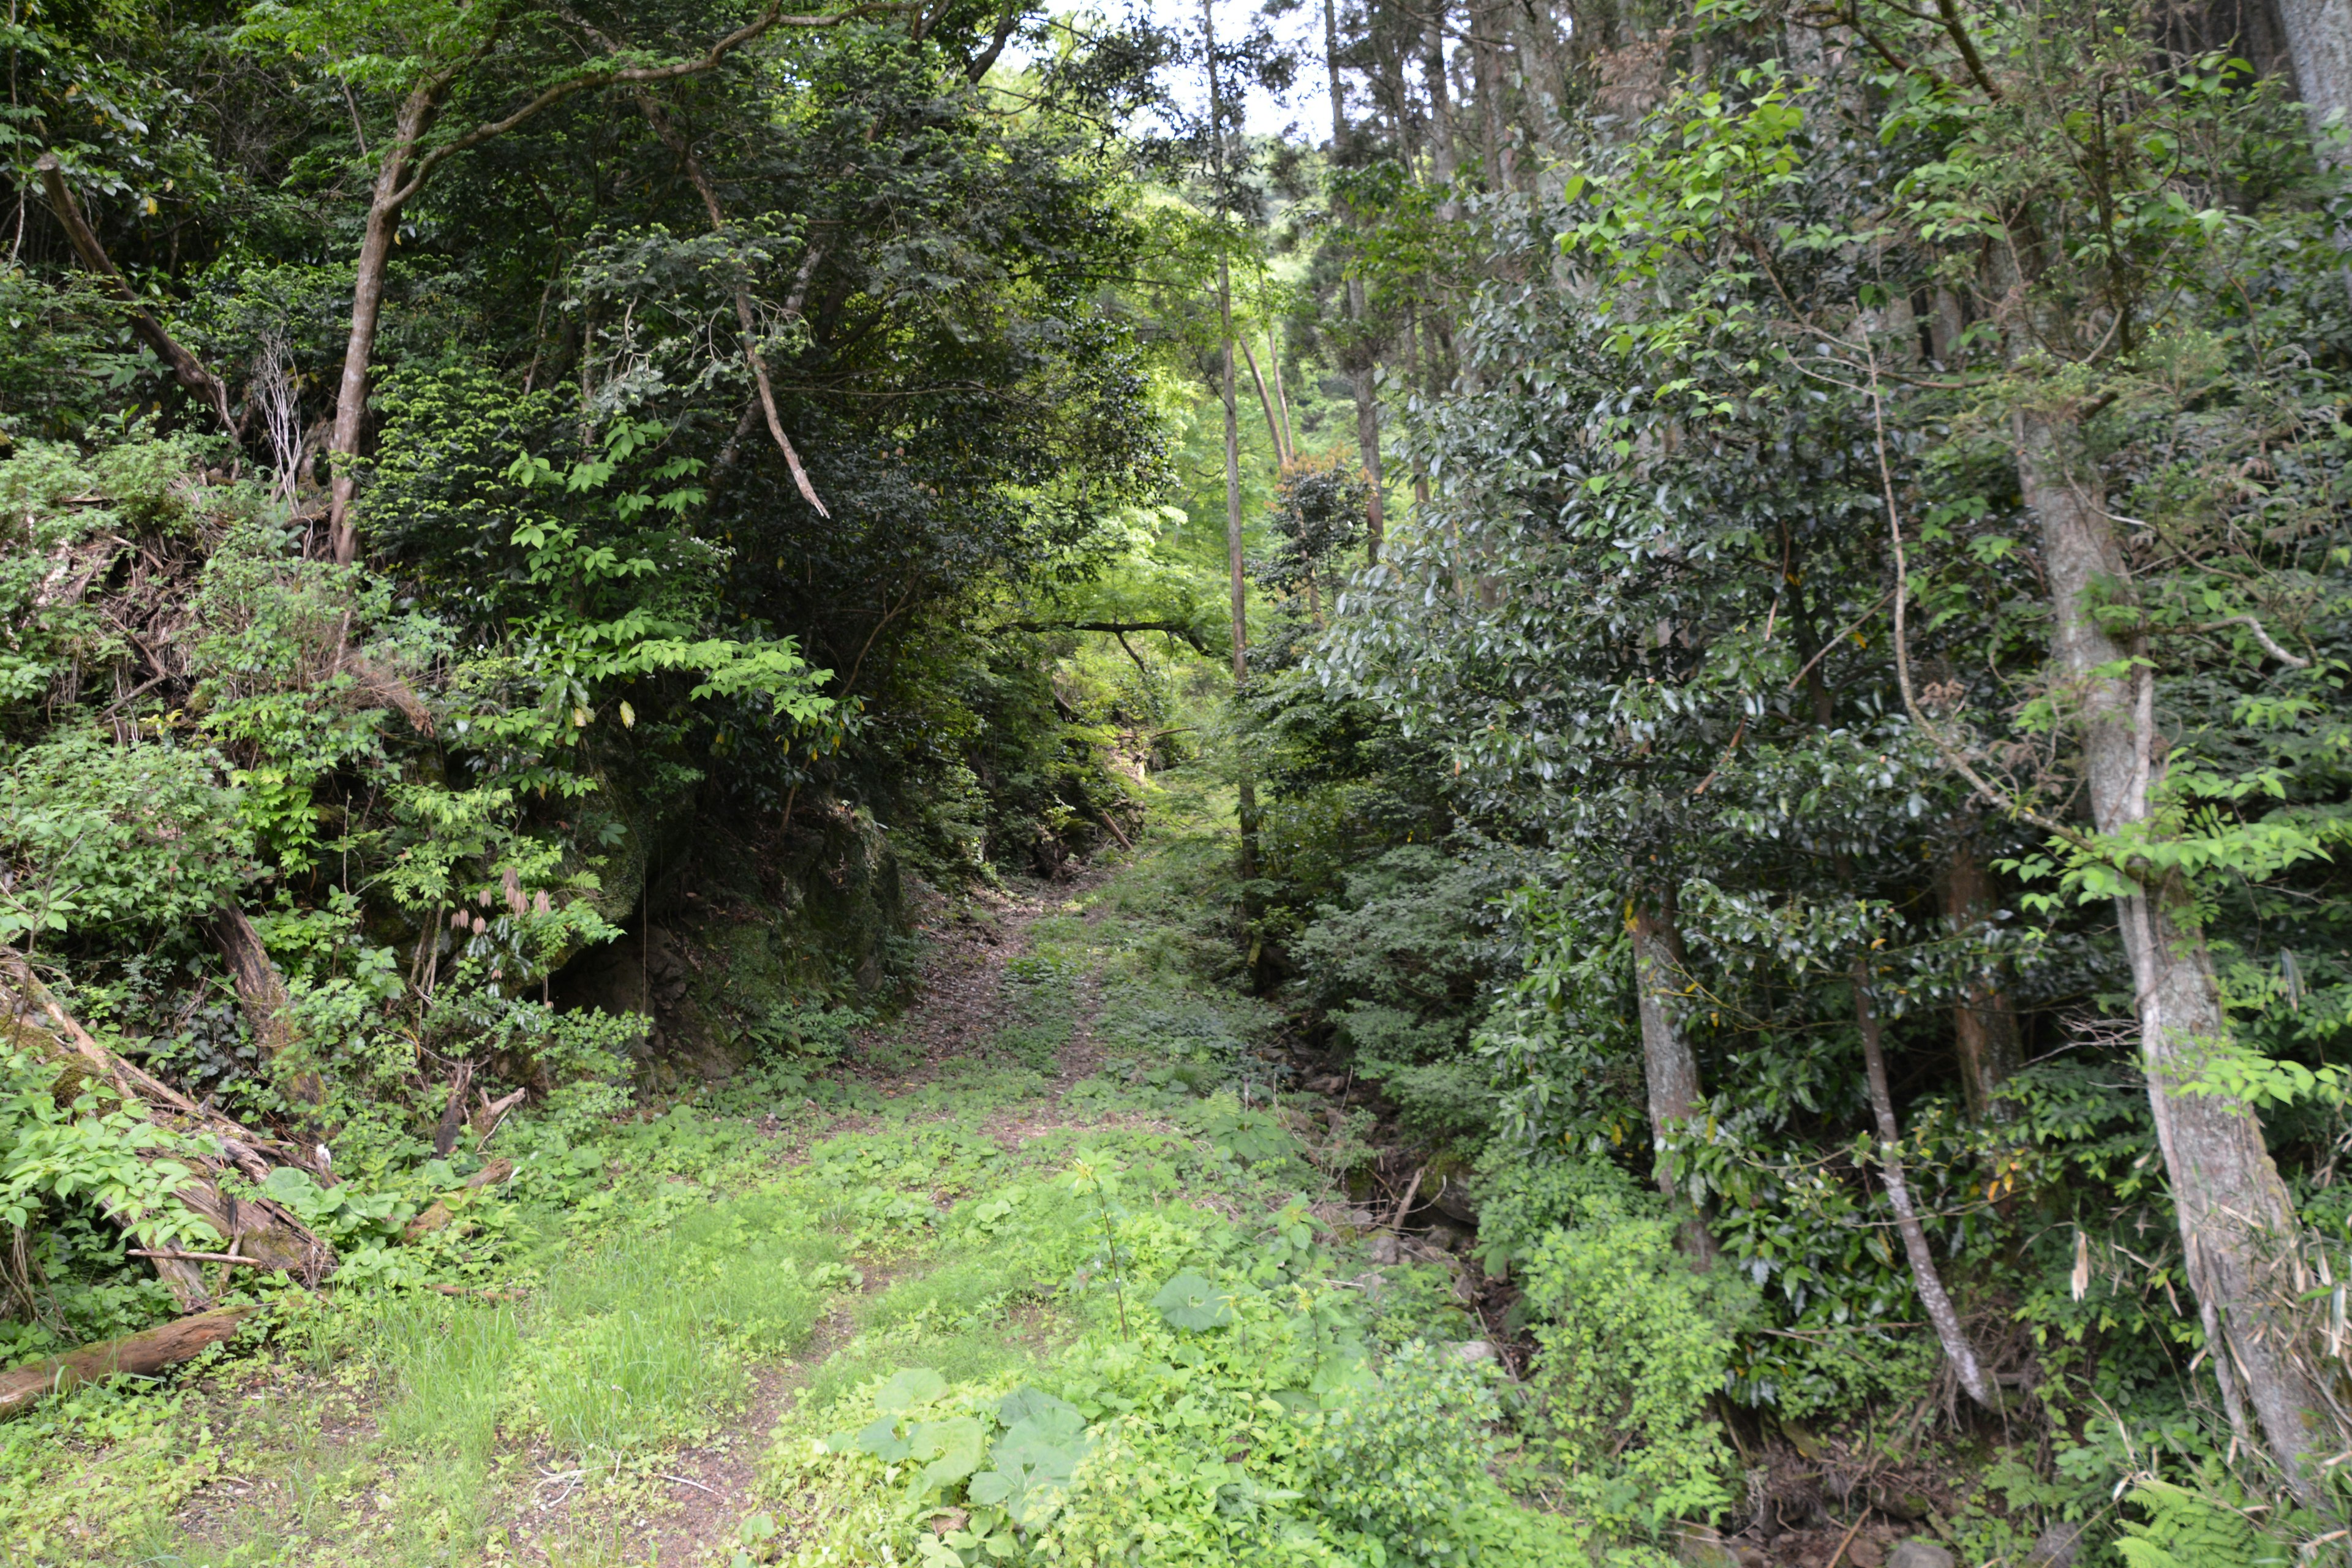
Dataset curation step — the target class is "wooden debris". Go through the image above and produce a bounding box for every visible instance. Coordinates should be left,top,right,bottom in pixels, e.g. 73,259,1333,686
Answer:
402,1159,516,1241
0,1305,265,1420
0,946,336,1286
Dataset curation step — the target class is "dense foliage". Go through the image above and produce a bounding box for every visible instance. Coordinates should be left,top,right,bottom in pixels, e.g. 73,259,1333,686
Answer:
9,0,2352,1560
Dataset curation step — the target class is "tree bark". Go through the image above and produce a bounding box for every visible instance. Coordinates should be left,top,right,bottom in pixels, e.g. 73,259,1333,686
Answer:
205,905,324,1109
327,77,447,564
1853,957,1993,1408
2016,405,2323,1487
431,1060,475,1158
2274,0,2352,156
1237,336,1291,467
1423,6,1460,216
1352,345,1386,565
1322,0,1387,565
1627,894,1716,1263
1207,0,1258,887
0,1305,265,1420
1943,835,2022,1123
1265,328,1296,461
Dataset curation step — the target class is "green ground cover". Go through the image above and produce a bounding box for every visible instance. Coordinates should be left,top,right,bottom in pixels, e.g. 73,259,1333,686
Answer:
0,782,1616,1568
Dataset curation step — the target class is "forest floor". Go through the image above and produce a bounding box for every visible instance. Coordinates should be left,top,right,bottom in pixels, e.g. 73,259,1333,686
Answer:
0,774,1513,1568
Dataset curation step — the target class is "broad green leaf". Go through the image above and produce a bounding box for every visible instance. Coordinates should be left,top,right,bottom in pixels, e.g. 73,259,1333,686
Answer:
875,1366,948,1412
1152,1270,1234,1331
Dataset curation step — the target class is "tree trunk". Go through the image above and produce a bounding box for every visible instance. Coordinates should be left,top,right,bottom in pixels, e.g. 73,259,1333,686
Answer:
1627,894,1716,1263
1943,836,2022,1123
33,156,235,436
1207,0,1258,886
2016,405,2323,1487
2274,0,2352,154
1238,336,1291,467
206,905,324,1109
1265,328,1296,462
328,81,446,565
1322,0,1386,565
1424,6,1460,216
1853,958,1993,1408
0,1305,265,1420
1352,336,1386,565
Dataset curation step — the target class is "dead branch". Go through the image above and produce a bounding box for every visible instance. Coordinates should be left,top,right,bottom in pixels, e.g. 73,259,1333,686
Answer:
402,1158,517,1241
0,948,336,1284
1003,620,1213,652
205,906,325,1109
432,1061,475,1158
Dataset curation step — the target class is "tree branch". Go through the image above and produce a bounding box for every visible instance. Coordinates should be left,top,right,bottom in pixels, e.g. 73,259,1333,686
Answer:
1005,619,1212,652
392,2,911,209
1866,347,2091,850
627,85,831,514
33,156,235,435
1932,0,2002,100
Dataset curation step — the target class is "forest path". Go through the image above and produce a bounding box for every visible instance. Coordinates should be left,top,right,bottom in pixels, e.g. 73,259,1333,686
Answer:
155,854,1160,1568
617,869,1123,1566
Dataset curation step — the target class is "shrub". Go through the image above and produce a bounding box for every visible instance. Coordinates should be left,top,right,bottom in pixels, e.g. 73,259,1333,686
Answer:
0,727,254,941
1489,1152,1748,1539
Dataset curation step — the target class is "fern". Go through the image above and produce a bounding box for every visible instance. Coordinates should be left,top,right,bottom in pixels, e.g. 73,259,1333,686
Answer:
2115,1477,2289,1568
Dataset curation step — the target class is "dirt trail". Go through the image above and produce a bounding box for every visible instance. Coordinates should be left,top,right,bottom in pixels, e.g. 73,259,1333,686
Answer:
158,870,1117,1568
847,869,1112,1088
556,872,1112,1565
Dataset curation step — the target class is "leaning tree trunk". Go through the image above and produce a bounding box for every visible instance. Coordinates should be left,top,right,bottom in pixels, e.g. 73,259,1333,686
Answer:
206,905,325,1110
1853,957,1993,1408
326,80,445,565
0,949,336,1291
2016,407,2323,1488
1627,893,1716,1262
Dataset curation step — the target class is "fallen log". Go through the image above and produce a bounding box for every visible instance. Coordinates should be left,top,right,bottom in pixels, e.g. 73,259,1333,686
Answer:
402,1158,516,1241
0,1305,265,1420
0,947,336,1286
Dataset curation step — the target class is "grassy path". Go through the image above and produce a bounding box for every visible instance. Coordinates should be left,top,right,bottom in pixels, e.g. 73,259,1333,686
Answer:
3,785,1550,1568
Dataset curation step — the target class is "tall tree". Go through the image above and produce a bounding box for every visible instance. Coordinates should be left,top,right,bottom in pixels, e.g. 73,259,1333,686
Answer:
237,0,883,562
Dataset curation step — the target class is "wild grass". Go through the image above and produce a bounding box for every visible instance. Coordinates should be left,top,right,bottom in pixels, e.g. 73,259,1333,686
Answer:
371,1194,842,1469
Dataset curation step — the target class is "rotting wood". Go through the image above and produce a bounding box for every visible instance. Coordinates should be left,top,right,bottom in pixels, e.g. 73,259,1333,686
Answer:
402,1158,516,1241
205,905,325,1110
0,1305,265,1420
0,948,336,1285
1389,1166,1424,1231
432,1061,475,1157
470,1089,526,1148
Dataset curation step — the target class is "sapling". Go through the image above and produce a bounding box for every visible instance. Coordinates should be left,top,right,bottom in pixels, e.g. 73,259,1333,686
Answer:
1066,1159,1128,1340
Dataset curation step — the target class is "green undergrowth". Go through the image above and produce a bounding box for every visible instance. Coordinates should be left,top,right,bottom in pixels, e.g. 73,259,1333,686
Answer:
1,780,1683,1567
752,1153,1607,1568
